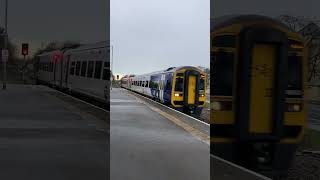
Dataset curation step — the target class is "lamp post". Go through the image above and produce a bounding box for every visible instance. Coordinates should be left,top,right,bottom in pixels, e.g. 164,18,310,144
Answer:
108,45,113,89
2,0,8,90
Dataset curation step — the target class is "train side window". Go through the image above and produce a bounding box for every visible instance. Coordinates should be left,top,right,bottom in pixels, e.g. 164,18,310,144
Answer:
70,62,75,75
146,81,149,88
200,79,205,90
87,61,94,78
102,62,109,80
75,61,81,76
50,62,53,72
211,51,234,96
94,61,102,79
81,61,87,77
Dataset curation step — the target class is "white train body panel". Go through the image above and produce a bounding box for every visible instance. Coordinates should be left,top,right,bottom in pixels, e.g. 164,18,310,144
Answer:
37,41,109,103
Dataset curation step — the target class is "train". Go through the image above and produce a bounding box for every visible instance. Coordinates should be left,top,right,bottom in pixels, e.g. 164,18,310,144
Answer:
210,15,308,178
35,41,110,107
121,66,207,115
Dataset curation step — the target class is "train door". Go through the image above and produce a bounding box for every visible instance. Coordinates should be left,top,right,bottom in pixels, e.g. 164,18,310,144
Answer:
64,55,71,88
184,70,200,107
237,28,287,141
249,44,275,134
159,74,166,102
163,73,173,104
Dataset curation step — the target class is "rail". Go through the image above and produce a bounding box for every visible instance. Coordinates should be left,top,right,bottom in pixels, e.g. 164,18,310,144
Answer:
211,154,272,180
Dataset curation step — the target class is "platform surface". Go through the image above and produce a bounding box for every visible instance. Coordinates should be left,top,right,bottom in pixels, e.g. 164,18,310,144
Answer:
110,88,210,180
0,85,108,180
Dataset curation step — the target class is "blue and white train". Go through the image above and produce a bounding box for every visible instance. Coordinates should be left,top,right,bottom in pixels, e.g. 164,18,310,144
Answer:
121,66,207,115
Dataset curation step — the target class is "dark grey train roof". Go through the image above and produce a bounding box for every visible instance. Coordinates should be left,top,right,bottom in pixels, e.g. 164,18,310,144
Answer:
211,14,290,31
131,66,204,77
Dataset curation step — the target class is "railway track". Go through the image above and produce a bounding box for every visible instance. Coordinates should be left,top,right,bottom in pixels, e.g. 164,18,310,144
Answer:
285,151,320,180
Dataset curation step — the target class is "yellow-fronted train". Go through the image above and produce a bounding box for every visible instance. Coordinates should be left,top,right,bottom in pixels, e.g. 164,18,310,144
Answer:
121,66,207,116
210,15,308,178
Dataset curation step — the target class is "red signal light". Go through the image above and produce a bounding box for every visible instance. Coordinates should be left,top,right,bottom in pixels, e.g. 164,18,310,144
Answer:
21,43,29,56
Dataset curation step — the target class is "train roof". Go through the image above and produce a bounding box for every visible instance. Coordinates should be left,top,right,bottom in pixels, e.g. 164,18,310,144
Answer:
211,14,290,31
65,41,108,53
37,41,109,57
132,66,204,77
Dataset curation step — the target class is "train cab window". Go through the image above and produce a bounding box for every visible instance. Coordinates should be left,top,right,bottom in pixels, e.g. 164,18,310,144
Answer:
175,77,183,92
211,51,234,96
87,61,94,78
94,61,102,79
75,61,81,76
81,61,87,77
212,35,236,48
287,55,302,98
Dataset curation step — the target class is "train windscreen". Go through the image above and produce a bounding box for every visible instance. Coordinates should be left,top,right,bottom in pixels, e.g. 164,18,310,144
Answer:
211,51,234,96
175,77,183,92
287,55,302,98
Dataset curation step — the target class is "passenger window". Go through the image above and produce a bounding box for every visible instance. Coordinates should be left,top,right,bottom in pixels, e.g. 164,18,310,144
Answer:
75,61,81,76
200,79,205,90
87,61,94,78
146,81,149,87
70,62,75,75
81,61,87,77
94,61,102,79
102,62,109,80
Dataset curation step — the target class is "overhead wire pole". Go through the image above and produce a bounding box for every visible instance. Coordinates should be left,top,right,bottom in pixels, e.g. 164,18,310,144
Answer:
2,0,8,90
108,45,113,90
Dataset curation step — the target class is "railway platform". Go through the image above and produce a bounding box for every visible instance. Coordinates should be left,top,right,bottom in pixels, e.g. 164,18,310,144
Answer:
110,88,210,180
111,88,271,180
0,84,108,180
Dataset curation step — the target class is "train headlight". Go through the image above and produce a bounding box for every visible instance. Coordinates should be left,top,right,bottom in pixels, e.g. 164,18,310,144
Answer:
200,94,205,97
174,93,182,97
287,103,302,112
212,102,221,111
211,101,232,111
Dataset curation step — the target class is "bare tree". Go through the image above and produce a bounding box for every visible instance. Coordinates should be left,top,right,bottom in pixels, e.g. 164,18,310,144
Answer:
279,15,320,83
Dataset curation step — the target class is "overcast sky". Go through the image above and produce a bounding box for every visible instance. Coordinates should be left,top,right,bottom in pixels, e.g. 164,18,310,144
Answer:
212,0,318,18
0,0,107,57
111,0,210,75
